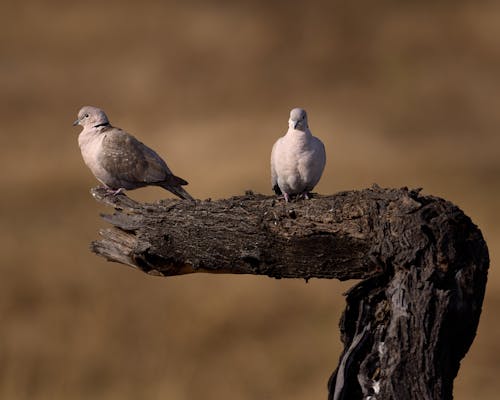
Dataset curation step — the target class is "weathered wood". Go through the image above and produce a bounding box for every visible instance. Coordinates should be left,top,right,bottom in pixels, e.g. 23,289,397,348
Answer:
90,185,489,400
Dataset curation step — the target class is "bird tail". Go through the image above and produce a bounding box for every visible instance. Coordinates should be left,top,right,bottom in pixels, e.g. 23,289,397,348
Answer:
158,175,194,201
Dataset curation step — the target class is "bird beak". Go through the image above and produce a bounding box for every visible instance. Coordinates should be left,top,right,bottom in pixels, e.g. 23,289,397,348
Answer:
72,118,80,126
293,121,299,129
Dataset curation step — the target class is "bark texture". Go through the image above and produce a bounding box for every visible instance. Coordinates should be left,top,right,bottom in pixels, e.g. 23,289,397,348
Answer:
90,185,489,400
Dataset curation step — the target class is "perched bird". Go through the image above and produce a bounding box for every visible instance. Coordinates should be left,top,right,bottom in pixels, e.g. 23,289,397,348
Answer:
74,106,194,200
271,108,326,202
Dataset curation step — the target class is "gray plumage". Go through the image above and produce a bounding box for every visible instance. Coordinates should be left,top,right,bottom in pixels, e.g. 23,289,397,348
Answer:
271,108,326,201
74,106,193,200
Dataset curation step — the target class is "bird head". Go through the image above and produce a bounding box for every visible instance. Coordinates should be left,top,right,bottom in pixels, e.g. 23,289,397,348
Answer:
288,107,308,131
73,106,110,128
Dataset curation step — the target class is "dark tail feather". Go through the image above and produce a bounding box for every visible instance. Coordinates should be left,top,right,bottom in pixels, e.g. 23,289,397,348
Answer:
159,175,194,201
272,184,282,195
168,185,194,201
169,174,188,186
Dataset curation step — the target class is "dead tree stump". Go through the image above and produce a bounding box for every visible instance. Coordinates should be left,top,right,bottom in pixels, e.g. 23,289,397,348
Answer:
90,185,488,400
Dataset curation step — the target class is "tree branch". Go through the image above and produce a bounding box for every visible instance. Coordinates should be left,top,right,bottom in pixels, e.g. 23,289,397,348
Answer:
90,185,489,399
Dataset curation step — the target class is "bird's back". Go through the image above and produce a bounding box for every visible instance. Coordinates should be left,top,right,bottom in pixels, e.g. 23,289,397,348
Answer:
99,128,169,189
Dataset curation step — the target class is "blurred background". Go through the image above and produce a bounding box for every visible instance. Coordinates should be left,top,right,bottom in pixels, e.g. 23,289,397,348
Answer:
1,0,499,398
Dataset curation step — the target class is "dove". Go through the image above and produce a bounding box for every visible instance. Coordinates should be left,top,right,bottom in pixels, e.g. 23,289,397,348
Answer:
73,106,194,200
271,108,326,202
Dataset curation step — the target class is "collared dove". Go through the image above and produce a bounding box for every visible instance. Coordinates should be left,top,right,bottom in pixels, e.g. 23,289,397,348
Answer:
271,108,326,202
74,106,194,200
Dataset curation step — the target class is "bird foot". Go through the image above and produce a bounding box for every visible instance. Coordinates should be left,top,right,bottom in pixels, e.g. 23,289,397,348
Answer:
103,187,125,196
279,193,309,202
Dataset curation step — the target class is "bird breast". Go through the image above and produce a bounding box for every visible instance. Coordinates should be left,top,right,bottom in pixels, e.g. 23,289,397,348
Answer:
78,129,113,185
276,131,318,191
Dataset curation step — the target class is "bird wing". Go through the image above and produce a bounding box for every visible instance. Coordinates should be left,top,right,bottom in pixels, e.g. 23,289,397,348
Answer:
270,137,283,194
306,135,326,189
100,127,169,185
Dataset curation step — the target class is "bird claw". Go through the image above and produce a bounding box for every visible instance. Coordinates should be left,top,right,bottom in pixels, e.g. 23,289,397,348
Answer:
278,192,310,202
111,188,125,196
102,186,125,196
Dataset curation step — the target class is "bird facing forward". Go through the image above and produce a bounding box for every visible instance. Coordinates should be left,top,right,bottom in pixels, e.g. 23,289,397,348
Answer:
73,106,194,200
271,108,326,202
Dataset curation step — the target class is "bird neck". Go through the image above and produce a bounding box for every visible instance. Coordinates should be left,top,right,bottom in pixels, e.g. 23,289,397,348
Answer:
288,128,312,137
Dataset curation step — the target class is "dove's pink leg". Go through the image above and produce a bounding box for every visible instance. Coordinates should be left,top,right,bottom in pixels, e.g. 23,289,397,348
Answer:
110,188,125,196
102,186,125,196
284,193,290,203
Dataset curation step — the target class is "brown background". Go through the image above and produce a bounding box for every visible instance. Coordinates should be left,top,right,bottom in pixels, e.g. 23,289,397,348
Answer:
1,1,499,398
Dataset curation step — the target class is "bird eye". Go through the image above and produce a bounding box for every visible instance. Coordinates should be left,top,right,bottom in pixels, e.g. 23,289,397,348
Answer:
84,114,89,118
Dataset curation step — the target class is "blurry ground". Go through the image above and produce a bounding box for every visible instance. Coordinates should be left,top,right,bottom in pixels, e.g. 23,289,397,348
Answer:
0,1,499,399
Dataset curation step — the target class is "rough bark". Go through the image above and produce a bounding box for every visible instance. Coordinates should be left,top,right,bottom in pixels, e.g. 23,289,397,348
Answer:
90,185,489,400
